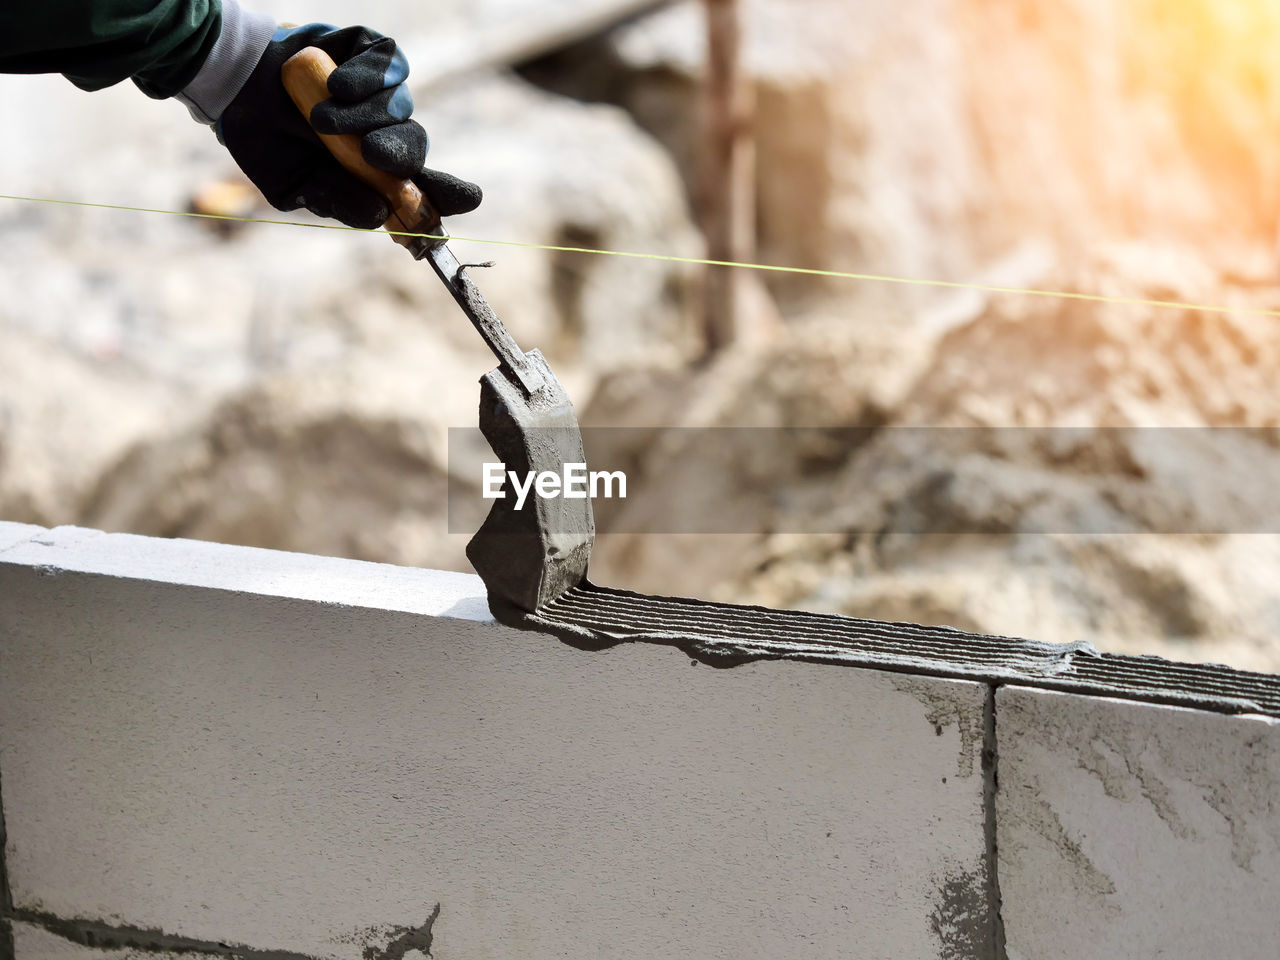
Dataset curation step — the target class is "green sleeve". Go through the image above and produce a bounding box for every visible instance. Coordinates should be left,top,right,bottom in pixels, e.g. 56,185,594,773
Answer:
0,0,222,98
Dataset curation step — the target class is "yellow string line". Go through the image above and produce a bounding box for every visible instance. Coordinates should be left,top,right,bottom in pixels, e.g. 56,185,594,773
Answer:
4,191,1279,319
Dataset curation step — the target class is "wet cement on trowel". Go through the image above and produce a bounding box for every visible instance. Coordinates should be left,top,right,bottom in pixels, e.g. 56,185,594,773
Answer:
492,581,1280,719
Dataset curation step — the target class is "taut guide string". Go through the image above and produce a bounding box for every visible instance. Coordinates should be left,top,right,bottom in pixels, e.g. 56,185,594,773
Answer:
2,192,1278,320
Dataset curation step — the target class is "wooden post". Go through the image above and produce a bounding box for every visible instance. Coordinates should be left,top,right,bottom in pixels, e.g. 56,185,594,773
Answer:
701,0,755,354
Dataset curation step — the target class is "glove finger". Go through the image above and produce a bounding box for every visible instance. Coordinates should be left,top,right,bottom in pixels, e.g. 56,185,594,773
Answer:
361,122,429,180
306,25,385,77
325,35,409,102
297,162,390,229
310,84,415,135
413,167,483,217
326,35,409,102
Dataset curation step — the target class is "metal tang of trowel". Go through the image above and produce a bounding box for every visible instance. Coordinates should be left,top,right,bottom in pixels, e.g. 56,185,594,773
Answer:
283,47,594,620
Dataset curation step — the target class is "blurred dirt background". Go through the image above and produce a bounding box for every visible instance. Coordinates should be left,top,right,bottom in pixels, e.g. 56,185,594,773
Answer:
4,0,1280,671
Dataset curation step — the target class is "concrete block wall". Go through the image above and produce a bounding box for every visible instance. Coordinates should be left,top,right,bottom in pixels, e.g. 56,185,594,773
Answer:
1,523,1276,959
996,688,1279,959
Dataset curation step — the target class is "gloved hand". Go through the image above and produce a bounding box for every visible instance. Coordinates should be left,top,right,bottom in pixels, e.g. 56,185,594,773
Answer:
217,24,481,229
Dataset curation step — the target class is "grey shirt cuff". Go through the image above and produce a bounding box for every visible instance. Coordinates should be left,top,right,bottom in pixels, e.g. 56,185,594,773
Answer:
175,0,277,124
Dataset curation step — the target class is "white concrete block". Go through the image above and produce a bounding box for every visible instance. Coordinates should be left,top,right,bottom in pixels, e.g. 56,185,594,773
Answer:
995,686,1280,960
0,533,991,960
0,526,491,622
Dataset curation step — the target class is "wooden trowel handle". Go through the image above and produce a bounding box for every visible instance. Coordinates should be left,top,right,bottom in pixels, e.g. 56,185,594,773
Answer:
281,46,442,245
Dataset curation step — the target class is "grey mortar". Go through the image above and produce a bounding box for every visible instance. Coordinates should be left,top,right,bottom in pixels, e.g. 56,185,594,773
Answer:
496,581,1280,718
9,910,323,960
361,905,440,960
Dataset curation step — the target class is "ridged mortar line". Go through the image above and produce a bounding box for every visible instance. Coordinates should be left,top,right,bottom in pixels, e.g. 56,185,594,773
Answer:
1082,653,1280,688
9,910,322,960
515,584,1280,718
551,588,1034,644
547,591,1025,645
544,601,1040,653
544,612,1037,672
551,591,1280,696
539,614,1271,713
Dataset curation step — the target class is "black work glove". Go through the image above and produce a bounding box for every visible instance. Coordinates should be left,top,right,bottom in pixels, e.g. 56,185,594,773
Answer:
217,24,481,229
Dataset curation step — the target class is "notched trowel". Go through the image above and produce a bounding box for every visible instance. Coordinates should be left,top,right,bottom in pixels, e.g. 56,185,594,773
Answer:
283,48,594,620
